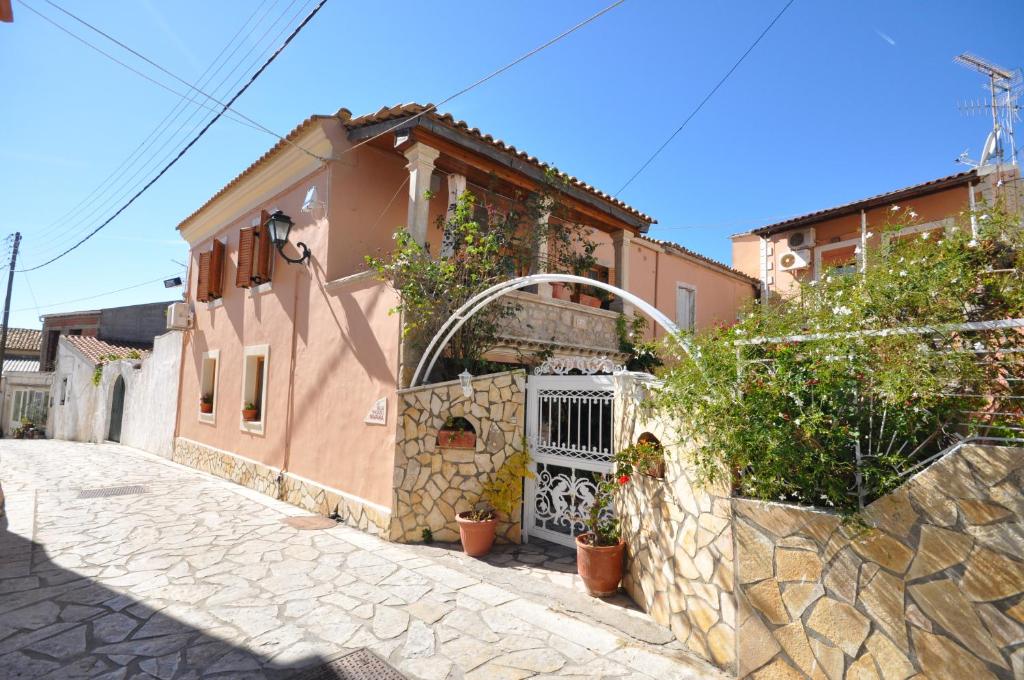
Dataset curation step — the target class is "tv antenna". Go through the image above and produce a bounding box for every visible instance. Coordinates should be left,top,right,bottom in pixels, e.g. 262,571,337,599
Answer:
954,53,1021,167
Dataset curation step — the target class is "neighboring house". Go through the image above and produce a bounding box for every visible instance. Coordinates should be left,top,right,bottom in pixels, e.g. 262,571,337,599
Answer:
48,332,182,455
731,164,1023,297
40,301,175,371
172,103,757,533
0,327,48,435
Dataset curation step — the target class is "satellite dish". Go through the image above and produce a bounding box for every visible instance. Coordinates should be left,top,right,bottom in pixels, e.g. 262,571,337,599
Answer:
979,127,1002,166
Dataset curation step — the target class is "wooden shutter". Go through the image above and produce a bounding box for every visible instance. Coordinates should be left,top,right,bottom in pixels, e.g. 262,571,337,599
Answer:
236,227,255,288
208,240,225,299
196,251,211,302
253,210,272,284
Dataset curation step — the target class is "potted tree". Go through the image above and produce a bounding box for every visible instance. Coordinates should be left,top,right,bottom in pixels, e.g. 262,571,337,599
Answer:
242,402,259,422
456,449,534,557
200,394,214,414
575,475,627,597
438,416,476,449
614,437,665,479
557,234,601,307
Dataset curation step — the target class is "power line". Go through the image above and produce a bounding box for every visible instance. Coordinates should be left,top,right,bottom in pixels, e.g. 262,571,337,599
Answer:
37,0,329,163
615,0,796,196
13,273,181,313
19,0,329,272
340,0,627,160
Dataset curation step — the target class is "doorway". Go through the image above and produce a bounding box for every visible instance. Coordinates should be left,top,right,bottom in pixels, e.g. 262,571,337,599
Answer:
108,376,125,442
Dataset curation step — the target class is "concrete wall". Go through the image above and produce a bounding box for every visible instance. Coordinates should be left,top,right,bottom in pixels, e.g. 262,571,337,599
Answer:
390,370,526,543
98,301,177,345
48,332,182,457
733,444,1024,679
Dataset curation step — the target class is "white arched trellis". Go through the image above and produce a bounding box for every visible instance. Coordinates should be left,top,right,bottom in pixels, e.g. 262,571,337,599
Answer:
411,274,687,387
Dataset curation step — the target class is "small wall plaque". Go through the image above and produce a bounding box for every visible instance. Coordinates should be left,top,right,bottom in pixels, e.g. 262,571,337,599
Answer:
365,397,387,425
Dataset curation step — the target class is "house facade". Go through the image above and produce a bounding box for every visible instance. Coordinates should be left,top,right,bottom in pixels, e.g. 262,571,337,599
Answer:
172,103,757,534
40,301,174,371
0,327,47,435
731,164,1023,297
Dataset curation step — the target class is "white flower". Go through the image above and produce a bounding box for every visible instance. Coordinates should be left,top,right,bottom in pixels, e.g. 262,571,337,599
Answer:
890,205,900,212
778,495,787,501
899,271,907,277
909,210,918,219
980,214,990,221
921,232,930,240
832,305,852,316
968,239,979,248
866,231,874,238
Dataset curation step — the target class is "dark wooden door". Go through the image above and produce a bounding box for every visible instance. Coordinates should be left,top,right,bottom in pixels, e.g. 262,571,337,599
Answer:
108,376,125,442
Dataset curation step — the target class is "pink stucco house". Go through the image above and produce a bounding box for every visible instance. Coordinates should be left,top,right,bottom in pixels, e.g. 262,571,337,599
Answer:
172,103,757,535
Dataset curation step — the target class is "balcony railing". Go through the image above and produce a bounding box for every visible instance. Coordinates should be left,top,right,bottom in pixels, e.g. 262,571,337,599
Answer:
497,290,622,356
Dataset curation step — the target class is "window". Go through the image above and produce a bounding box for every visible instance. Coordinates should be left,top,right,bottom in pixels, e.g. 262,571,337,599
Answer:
884,219,952,245
240,345,269,433
59,377,69,405
197,240,226,302
199,350,219,423
676,283,696,332
235,211,273,288
13,389,48,426
814,238,861,280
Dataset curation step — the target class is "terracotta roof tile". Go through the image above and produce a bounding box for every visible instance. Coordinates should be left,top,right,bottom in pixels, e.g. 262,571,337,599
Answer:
639,236,759,284
63,336,150,366
178,103,655,231
1,328,42,353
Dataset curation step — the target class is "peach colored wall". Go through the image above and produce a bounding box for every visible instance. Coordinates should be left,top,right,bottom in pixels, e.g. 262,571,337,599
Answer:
731,184,974,297
631,241,756,338
178,164,402,508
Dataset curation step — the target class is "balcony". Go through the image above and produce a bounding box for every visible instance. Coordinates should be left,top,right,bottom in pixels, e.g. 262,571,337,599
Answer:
496,290,623,357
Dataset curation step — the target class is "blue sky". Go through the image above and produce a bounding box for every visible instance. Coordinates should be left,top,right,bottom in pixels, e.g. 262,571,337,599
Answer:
1,0,1021,329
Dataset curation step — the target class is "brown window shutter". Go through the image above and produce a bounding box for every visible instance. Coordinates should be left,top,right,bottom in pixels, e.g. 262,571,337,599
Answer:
253,210,273,284
197,251,211,302
208,240,225,299
236,227,255,288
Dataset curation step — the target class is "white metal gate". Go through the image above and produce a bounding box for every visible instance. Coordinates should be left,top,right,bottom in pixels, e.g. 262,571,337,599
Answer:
524,374,615,547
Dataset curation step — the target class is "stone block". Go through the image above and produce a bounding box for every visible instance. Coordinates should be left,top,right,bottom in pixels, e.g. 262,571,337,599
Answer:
806,597,870,657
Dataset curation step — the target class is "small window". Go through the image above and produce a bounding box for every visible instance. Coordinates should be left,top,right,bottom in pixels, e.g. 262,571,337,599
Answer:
676,283,696,332
59,377,69,405
241,345,269,433
199,350,219,422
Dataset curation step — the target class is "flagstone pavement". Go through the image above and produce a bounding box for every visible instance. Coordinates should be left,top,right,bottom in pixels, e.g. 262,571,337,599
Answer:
0,440,726,680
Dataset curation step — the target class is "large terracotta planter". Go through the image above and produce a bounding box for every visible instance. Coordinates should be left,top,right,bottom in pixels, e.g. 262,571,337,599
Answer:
571,292,602,308
438,430,475,449
576,533,625,597
456,511,497,557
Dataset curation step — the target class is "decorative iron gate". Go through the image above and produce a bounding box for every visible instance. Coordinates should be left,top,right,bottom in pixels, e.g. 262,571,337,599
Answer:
524,374,616,547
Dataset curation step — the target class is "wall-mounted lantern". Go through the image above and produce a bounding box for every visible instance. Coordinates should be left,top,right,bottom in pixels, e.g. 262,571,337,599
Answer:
459,369,473,398
266,210,310,265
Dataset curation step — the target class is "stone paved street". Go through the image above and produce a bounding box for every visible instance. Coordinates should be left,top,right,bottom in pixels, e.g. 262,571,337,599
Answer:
0,440,726,679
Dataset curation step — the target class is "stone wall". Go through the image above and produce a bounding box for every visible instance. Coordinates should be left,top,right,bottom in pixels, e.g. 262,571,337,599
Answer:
733,444,1024,679
614,373,737,673
497,291,621,355
390,370,526,544
171,437,391,535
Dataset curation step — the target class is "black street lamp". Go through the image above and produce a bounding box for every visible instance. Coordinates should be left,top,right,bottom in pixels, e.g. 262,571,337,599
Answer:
265,210,310,265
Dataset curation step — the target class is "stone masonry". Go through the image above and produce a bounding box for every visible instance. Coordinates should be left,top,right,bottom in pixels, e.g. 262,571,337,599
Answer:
733,444,1024,679
614,373,737,674
497,291,622,355
390,371,526,544
172,438,391,535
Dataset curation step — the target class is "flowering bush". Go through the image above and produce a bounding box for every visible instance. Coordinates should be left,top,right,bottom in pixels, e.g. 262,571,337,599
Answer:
654,207,1024,514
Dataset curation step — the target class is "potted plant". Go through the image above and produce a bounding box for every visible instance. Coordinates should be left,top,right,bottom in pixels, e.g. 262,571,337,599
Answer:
200,394,214,414
438,416,476,449
242,402,259,422
550,282,572,301
557,234,600,306
614,438,665,479
576,285,602,308
575,475,627,597
457,449,534,557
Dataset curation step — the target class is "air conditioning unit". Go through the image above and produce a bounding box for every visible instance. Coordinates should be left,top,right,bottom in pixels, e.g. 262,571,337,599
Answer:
778,249,811,271
786,228,815,250
166,302,191,330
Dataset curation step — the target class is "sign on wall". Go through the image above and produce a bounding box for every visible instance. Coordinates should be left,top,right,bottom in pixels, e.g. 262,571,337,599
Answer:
364,397,387,425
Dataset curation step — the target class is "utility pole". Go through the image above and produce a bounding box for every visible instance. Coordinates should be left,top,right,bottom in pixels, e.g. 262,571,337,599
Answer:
0,232,21,386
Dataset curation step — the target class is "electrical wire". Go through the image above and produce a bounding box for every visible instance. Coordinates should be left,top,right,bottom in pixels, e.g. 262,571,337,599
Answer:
12,273,182,312
18,0,330,272
615,0,796,195
37,0,329,163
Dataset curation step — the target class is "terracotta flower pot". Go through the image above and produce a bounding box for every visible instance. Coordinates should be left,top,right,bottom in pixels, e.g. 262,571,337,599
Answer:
575,533,625,597
456,511,497,557
550,283,572,301
438,430,475,449
200,402,213,414
242,408,259,422
571,292,602,308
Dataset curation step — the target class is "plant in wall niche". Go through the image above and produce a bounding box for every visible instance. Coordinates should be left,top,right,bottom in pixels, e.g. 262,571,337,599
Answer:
200,394,214,414
242,402,259,422
653,206,1024,516
616,314,663,373
456,446,535,557
575,475,626,597
614,437,665,479
437,416,476,449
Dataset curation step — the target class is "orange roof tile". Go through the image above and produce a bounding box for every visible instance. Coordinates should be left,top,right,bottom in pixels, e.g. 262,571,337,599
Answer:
0,327,42,353
63,336,150,366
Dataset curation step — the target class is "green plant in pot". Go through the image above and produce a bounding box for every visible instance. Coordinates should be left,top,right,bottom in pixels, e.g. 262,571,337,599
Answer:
575,475,627,597
438,416,475,449
614,437,665,479
241,401,259,422
457,447,534,557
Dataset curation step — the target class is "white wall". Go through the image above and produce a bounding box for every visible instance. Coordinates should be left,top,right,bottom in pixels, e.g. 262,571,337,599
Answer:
48,331,182,456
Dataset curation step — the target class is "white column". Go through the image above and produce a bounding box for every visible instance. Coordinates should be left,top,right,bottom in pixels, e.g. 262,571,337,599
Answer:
403,143,440,248
611,229,633,313
440,173,466,258
532,205,553,297
859,209,868,272
968,183,978,239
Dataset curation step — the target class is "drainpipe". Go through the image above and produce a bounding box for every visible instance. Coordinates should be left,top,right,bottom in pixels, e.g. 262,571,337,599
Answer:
968,182,979,239
280,251,302,496
859,209,868,273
